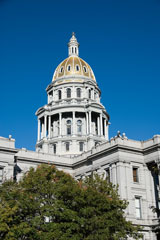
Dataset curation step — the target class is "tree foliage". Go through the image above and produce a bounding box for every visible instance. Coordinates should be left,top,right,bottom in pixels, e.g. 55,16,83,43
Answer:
0,165,142,240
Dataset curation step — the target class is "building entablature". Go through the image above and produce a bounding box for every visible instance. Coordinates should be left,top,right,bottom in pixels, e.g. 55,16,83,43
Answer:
1,134,159,174
36,101,108,116
35,134,160,172
51,75,98,85
70,135,160,169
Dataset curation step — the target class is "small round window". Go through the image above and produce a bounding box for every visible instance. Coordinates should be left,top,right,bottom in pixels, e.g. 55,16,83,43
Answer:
83,66,87,73
76,65,80,71
67,65,71,71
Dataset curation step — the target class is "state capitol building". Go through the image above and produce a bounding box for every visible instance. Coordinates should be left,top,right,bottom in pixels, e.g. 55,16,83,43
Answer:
0,33,160,240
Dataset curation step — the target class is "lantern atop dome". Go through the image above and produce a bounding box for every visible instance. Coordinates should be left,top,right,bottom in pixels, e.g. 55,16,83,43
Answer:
68,32,79,56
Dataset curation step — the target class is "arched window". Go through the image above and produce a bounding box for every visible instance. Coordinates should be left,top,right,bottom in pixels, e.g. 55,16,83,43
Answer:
83,66,87,73
66,120,71,135
58,90,62,100
75,47,77,54
60,67,63,73
88,89,91,99
67,65,71,71
76,65,79,71
77,120,82,134
76,88,81,98
72,47,74,53
66,88,71,98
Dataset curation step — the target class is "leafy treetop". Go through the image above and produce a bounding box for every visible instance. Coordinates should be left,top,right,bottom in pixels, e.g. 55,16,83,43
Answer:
0,164,142,240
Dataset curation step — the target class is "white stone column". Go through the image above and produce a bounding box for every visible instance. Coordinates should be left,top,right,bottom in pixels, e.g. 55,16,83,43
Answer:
91,89,94,99
125,163,132,216
48,115,51,138
86,112,89,135
85,88,88,99
97,116,100,136
104,120,108,140
73,111,76,135
72,86,75,98
59,113,62,136
37,118,40,141
44,115,47,138
111,163,117,185
100,113,103,136
89,111,92,135
42,123,44,138
57,141,62,154
60,87,64,100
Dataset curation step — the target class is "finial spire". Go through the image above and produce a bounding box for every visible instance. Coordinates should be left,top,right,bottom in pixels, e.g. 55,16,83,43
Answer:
68,32,79,56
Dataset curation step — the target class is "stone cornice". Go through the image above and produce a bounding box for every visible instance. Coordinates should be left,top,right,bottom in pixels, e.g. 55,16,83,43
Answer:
0,146,18,154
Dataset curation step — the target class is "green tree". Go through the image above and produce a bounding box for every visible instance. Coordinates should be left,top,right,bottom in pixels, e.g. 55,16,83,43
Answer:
0,165,142,240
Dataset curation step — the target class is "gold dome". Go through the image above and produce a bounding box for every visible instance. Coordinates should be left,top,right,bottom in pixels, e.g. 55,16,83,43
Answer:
52,56,96,82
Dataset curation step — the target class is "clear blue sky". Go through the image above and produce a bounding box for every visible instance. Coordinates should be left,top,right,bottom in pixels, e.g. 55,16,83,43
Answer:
0,0,160,150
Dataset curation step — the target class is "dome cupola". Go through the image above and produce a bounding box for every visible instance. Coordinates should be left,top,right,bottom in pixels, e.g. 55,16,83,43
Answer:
68,32,79,56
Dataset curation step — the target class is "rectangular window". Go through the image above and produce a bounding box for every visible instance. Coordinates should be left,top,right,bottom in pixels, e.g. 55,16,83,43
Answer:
0,168,3,183
53,144,56,154
79,142,84,152
66,142,70,152
135,197,142,219
67,126,71,135
133,167,139,183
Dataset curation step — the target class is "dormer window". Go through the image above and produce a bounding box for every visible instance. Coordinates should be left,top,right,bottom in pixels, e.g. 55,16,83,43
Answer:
83,66,87,73
76,65,79,71
67,65,71,71
60,67,63,73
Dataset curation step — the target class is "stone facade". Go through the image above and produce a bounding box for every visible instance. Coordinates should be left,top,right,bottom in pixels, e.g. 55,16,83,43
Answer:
0,34,160,240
